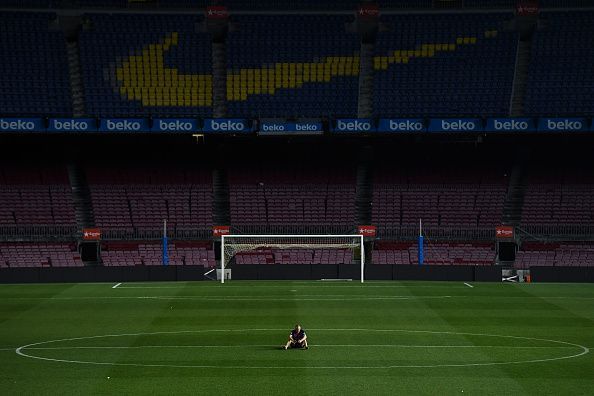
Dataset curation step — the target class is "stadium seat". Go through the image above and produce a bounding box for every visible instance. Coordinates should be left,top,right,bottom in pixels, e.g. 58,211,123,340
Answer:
373,13,517,117
0,12,72,116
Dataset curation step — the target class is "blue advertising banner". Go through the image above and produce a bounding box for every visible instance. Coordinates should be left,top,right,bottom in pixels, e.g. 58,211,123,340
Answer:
48,118,97,132
332,119,375,133
537,118,588,132
202,119,252,133
151,118,200,133
428,118,483,132
259,119,323,135
99,118,150,132
377,118,426,132
485,118,535,132
0,118,45,132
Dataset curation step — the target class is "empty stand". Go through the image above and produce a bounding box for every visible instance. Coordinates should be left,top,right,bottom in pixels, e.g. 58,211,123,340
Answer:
0,243,82,267
228,164,356,231
515,243,594,268
0,166,77,227
226,15,359,118
0,12,72,116
521,167,594,228
374,13,517,117
234,248,353,265
79,14,212,117
372,241,495,265
87,166,213,236
525,11,594,116
101,241,215,267
372,165,508,234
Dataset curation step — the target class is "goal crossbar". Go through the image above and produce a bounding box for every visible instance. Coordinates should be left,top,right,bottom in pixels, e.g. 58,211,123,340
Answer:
221,235,365,283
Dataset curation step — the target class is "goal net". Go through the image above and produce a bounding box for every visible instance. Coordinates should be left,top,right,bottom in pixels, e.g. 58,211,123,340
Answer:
221,235,365,283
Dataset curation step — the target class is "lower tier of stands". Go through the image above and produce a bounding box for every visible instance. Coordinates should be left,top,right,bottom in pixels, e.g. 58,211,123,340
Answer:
0,243,82,267
100,241,215,267
372,242,495,265
234,248,353,265
515,243,594,268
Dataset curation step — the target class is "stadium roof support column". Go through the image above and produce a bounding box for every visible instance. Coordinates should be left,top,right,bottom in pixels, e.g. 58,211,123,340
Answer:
54,13,86,117
355,145,374,226
508,9,539,117
501,147,531,227
355,6,379,118
67,163,96,230
203,12,229,118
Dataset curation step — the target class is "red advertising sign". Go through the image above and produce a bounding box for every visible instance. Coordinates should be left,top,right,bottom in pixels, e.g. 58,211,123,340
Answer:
358,225,377,237
357,3,380,19
206,5,229,19
82,228,101,241
496,226,514,239
516,0,539,16
213,226,231,237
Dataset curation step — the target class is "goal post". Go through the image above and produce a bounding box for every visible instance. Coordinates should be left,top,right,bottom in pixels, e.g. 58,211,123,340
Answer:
220,235,365,283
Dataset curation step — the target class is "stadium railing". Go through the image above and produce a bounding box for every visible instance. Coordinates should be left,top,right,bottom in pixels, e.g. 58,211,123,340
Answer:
230,224,357,236
0,225,78,241
517,225,594,242
378,226,494,241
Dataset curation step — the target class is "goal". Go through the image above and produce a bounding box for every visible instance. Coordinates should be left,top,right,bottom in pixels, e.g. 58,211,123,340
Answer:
220,235,365,283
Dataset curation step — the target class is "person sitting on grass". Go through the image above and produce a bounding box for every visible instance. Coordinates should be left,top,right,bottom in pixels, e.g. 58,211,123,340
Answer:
283,324,308,350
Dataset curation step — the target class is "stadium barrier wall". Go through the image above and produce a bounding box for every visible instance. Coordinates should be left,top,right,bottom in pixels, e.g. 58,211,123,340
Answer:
233,265,502,281
0,266,205,283
530,266,594,283
7,266,594,283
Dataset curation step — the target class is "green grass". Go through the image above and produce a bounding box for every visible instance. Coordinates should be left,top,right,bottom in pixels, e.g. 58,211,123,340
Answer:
1,281,594,395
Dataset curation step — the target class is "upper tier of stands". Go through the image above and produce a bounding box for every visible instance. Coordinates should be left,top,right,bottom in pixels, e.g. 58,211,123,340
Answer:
2,11,594,118
79,14,212,117
374,13,517,117
525,11,594,116
0,12,72,117
226,15,359,118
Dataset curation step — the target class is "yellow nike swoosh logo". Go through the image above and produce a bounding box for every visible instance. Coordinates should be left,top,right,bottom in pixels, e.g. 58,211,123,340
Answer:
115,30,497,107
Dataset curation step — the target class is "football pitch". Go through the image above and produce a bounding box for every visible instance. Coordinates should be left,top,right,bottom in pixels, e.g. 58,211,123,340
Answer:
1,281,593,395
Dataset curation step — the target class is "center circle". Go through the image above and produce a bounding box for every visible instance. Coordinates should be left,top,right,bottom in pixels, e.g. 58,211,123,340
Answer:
15,329,589,369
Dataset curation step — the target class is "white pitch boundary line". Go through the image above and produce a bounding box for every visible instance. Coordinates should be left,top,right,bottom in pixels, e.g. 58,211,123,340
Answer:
112,283,122,289
464,283,474,288
5,295,452,302
115,285,467,289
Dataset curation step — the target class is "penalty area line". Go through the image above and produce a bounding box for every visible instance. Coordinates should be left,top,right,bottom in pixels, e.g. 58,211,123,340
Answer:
464,283,474,288
112,283,122,289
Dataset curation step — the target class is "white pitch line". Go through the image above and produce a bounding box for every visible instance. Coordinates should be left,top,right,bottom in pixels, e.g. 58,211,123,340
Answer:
5,295,452,302
464,283,474,288
20,344,578,351
112,283,122,289
115,285,466,289
15,328,590,370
